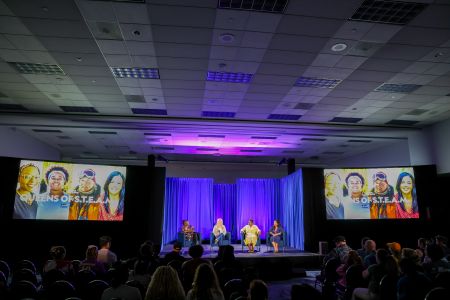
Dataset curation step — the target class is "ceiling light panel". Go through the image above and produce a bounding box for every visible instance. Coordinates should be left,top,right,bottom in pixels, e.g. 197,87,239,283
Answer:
131,108,167,115
267,114,302,120
350,0,428,25
9,62,65,75
202,111,236,118
111,67,160,79
206,71,253,83
329,117,363,123
294,76,342,89
218,0,288,13
375,83,422,93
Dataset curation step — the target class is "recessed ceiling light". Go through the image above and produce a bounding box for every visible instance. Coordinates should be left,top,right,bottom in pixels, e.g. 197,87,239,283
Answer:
434,52,444,58
133,30,141,36
219,33,235,43
75,57,82,62
218,63,227,68
152,98,158,101
42,6,49,12
331,43,347,52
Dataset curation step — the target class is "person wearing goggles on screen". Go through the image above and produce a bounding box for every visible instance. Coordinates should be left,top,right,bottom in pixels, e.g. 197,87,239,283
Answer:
369,171,396,219
69,168,102,220
36,166,70,220
342,172,370,219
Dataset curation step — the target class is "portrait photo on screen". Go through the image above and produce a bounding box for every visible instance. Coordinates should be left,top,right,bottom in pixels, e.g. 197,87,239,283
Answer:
324,167,418,220
13,160,127,221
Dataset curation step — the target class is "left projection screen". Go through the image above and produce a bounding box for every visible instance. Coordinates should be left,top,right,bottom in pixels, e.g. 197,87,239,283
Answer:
13,160,127,221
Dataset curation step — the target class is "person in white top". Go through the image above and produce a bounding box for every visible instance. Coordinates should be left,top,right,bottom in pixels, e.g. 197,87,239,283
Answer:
212,218,227,245
240,219,261,253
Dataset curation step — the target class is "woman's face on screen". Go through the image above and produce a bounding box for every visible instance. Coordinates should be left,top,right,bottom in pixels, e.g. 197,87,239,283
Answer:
400,176,413,195
19,166,40,192
108,175,123,196
325,174,340,196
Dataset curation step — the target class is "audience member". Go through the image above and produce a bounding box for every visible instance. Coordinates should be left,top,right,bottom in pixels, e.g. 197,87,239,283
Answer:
435,235,450,256
423,243,450,279
43,245,71,274
397,256,432,300
181,245,211,292
363,240,377,268
324,235,352,264
101,262,142,300
352,249,398,300
164,242,186,265
129,260,152,290
80,245,106,275
145,266,185,300
98,235,118,268
186,263,224,300
249,279,268,300
356,237,371,258
387,242,402,262
336,250,363,288
416,238,427,262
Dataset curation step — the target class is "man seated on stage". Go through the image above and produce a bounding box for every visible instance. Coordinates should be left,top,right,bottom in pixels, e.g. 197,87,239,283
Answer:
212,218,227,245
181,219,197,245
240,219,261,253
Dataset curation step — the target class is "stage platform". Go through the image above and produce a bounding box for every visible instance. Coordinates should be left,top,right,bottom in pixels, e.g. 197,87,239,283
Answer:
161,244,323,279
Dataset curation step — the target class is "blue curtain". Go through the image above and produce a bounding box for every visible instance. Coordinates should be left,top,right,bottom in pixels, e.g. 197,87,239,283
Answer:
213,184,237,240
236,178,282,239
162,178,214,245
281,170,305,250
163,172,304,250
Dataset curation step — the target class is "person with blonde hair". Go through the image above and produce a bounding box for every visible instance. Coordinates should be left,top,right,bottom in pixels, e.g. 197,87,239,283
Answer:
145,266,185,300
186,263,224,300
212,218,227,245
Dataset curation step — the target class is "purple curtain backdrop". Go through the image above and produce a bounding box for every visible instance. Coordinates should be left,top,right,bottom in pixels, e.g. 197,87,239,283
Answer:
163,170,304,250
213,184,237,240
236,178,282,239
162,178,214,245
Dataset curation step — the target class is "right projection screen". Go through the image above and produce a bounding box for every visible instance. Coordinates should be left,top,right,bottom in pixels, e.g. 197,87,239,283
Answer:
324,167,419,220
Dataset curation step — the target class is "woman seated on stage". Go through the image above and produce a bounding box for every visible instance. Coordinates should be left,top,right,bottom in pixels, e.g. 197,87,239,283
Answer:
240,219,261,253
212,218,227,245
181,220,197,244
269,219,284,253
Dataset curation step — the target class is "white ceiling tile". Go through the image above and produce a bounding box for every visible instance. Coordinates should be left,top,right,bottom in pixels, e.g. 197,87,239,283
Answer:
362,24,402,43
119,87,142,95
0,48,27,61
44,92,87,101
241,32,273,49
403,62,435,74
104,54,132,67
246,12,282,33
333,21,374,40
76,0,116,22
214,9,250,30
113,2,150,24
424,64,450,76
97,40,127,55
149,5,215,27
39,37,98,53
335,55,368,69
311,54,342,67
0,16,31,35
120,24,153,42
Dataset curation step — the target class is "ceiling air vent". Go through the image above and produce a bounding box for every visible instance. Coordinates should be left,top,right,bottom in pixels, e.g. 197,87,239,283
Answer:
32,129,62,133
0,103,28,111
60,106,98,113
240,149,262,153
294,103,315,110
386,119,419,126
329,117,362,123
198,134,226,138
218,0,288,13
301,138,326,142
349,0,427,25
267,114,302,120
131,108,167,115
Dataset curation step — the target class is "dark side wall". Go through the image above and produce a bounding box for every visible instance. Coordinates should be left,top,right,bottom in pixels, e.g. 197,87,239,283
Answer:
302,166,447,252
0,156,166,263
